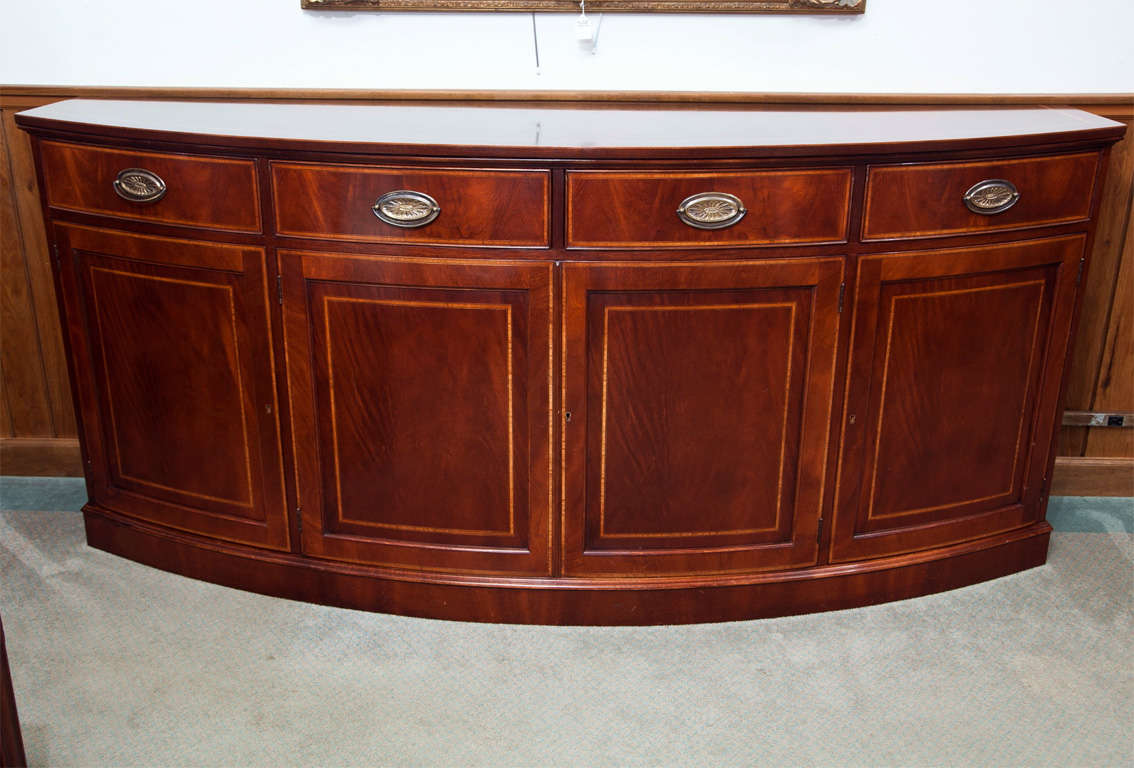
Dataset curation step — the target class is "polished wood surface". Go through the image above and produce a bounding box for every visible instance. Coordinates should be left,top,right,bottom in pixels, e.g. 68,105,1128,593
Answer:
84,508,1053,625
832,237,1081,563
56,224,289,549
566,169,851,248
283,250,553,574
563,258,841,575
39,141,260,233
3,90,1130,492
14,100,1125,158
862,153,1100,241
11,99,1128,623
272,163,549,246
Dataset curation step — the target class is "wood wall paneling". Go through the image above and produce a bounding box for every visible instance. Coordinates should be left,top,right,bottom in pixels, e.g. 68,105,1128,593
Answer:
1060,118,1134,459
1,112,69,441
1084,190,1134,458
0,88,1131,492
1050,456,1134,497
0,437,82,476
2,101,80,474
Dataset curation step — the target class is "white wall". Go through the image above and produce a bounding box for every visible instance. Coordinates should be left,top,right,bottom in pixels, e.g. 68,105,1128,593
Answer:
2,0,1132,93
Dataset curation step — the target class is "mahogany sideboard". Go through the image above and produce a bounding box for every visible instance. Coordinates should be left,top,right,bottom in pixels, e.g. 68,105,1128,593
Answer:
15,100,1126,625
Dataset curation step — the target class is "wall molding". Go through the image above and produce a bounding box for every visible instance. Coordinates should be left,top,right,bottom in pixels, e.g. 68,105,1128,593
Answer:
1051,457,1134,497
0,438,82,477
2,85,1132,114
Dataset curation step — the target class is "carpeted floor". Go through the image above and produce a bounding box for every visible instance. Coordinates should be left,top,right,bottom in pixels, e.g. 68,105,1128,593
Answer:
1,477,1131,767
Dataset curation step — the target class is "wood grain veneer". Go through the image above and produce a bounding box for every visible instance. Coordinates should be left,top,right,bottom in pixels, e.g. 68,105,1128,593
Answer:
40,141,261,233
282,249,554,575
862,152,1100,241
57,224,290,550
562,257,842,576
12,99,1128,624
831,236,1082,563
3,90,1130,495
272,163,550,246
566,168,851,247
13,100,1124,158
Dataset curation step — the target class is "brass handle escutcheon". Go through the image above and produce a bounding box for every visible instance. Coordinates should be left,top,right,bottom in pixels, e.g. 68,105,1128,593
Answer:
676,192,747,230
113,168,167,204
372,190,441,228
963,179,1020,215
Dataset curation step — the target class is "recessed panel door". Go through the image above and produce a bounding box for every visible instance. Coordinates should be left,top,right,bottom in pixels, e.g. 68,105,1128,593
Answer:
282,250,552,575
58,224,290,550
831,236,1084,562
562,258,844,576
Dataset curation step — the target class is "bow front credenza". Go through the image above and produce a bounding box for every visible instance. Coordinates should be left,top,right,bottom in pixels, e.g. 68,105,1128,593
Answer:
15,100,1126,624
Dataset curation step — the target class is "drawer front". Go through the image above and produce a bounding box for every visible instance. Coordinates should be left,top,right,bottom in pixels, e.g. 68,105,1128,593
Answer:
566,168,852,248
862,152,1100,241
271,163,550,247
39,141,260,232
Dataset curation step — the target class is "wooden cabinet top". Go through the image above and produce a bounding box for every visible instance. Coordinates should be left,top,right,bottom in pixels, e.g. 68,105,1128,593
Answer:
16,99,1126,159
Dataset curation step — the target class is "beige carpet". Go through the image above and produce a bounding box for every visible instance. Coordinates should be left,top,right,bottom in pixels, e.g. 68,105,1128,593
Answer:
1,480,1131,767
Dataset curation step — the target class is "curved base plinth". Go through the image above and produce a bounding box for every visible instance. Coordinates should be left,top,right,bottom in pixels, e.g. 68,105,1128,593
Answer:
83,506,1052,626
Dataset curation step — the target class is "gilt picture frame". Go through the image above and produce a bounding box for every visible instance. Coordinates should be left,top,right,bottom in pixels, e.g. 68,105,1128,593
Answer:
302,0,864,13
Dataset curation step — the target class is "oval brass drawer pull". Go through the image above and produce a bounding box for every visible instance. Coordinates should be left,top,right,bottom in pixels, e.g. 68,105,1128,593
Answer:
113,168,167,203
372,190,441,228
963,179,1020,215
676,192,747,230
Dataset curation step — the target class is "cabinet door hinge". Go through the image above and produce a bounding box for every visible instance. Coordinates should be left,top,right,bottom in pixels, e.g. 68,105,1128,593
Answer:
296,507,302,535
837,282,845,313
817,517,824,543
1075,257,1086,286
277,275,284,305
52,243,60,266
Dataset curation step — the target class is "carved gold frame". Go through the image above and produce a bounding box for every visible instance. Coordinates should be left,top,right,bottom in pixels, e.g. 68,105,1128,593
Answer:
302,0,865,12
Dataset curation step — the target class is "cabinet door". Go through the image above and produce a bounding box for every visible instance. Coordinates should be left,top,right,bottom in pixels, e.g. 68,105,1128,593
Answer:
831,236,1083,562
58,224,290,549
562,258,844,576
282,250,552,575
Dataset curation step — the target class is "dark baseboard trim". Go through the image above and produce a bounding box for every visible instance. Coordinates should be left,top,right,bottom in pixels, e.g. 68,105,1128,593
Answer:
0,438,82,477
1051,456,1134,497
